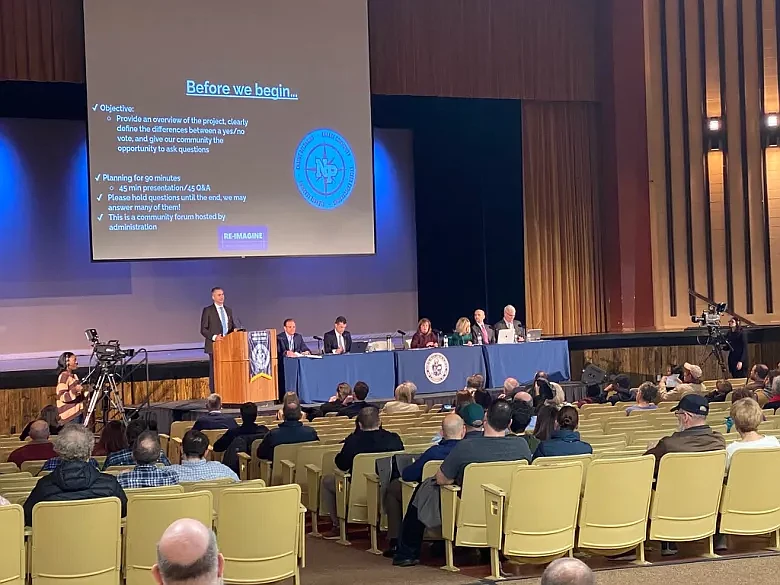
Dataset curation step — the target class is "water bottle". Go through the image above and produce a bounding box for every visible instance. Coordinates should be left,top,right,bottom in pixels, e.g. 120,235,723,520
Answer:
386,335,393,351
443,335,449,348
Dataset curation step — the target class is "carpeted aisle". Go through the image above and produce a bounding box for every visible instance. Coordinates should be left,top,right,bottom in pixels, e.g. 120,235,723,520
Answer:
301,536,780,585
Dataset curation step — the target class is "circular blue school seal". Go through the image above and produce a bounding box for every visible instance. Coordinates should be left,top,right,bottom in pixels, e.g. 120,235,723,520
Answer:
424,352,450,384
293,128,357,209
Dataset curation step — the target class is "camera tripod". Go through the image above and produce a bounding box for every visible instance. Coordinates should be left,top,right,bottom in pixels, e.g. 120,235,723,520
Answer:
83,362,128,428
700,326,731,379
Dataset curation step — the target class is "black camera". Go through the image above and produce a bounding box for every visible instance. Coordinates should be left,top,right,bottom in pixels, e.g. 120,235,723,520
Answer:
95,340,135,362
691,302,727,327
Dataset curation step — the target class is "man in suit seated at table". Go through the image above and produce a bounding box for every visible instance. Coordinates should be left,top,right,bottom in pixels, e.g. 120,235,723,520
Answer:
192,394,239,431
323,316,353,354
494,304,525,342
277,318,311,356
471,309,495,345
338,381,376,418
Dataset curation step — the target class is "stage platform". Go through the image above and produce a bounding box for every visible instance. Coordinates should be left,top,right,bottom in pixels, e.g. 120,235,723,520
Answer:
2,326,780,434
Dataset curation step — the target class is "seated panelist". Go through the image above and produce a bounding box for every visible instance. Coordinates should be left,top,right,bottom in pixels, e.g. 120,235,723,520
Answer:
277,318,311,357
449,317,474,346
323,316,352,354
410,318,438,349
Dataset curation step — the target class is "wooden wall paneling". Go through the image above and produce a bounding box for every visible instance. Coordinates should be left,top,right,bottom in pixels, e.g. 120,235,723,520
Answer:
645,0,675,328
743,0,769,315
367,0,598,101
723,0,749,317
665,0,695,324
684,0,710,310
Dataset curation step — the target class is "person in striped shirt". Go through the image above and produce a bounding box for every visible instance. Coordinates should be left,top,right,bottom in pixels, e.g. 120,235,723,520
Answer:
55,352,88,424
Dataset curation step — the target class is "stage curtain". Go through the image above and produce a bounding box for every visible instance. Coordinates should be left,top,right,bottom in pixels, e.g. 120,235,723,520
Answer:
522,101,606,335
0,0,84,82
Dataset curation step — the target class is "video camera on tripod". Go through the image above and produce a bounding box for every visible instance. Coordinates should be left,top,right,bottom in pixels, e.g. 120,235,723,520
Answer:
85,329,135,365
691,302,728,328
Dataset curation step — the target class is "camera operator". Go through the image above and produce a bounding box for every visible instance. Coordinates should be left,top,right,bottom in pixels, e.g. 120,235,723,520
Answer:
56,352,88,424
726,318,748,378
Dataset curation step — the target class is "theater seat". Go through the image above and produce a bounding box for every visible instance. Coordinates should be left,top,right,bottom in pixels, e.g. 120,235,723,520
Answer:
0,503,24,585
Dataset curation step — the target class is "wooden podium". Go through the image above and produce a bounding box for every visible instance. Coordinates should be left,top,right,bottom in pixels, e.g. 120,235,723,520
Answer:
213,329,278,404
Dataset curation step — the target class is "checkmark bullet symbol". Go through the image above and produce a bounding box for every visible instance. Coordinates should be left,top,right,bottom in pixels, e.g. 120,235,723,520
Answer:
97,194,103,201
97,214,104,221
95,174,101,181
92,104,99,111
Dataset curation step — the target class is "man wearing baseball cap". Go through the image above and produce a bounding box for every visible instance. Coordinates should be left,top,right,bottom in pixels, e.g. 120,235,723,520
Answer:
644,394,725,555
682,362,705,392
460,403,485,439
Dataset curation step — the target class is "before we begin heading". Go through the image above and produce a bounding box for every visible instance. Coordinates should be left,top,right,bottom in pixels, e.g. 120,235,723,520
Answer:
185,79,299,100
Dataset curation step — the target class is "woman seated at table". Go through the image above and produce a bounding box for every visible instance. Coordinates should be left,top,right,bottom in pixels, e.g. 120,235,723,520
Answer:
448,317,474,346
411,318,438,349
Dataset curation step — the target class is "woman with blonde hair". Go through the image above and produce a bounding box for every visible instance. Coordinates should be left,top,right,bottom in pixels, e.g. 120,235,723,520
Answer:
383,382,421,414
726,398,779,471
449,317,473,346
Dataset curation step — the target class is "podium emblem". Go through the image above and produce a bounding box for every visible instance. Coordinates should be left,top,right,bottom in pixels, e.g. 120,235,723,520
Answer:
424,352,450,384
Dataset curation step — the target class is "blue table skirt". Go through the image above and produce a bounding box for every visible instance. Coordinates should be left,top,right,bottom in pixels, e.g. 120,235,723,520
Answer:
395,346,487,394
283,352,397,403
482,340,570,387
282,340,571,401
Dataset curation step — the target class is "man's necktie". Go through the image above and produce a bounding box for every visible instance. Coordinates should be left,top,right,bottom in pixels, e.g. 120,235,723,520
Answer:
481,324,488,344
338,334,344,351
218,306,228,336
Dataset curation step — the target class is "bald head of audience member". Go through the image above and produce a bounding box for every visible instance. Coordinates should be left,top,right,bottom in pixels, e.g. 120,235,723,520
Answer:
503,377,520,397
152,519,224,585
540,558,595,585
441,413,466,440
513,391,533,404
29,420,50,442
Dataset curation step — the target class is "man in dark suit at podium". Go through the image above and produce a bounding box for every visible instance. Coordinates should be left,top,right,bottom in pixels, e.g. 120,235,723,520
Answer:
277,318,311,356
201,287,236,392
323,316,352,354
494,304,525,342
471,309,495,345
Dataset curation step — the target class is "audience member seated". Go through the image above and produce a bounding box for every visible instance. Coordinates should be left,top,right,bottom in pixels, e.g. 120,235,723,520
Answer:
706,380,733,403
499,377,520,399
8,420,57,468
118,431,179,489
170,430,239,483
645,394,725,555
24,423,127,525
659,363,683,391
604,374,635,405
683,362,705,393
276,391,309,421
534,405,559,442
392,400,531,567
92,420,128,457
509,400,539,452
318,382,354,417
731,387,758,402
192,394,239,431
152,518,224,585
257,401,319,461
625,382,659,415
338,381,375,418
321,407,404,539
104,419,171,470
460,403,485,439
541,558,595,585
213,402,269,453
576,384,607,408
408,382,425,406
452,389,475,414
764,376,780,410
448,317,474,346
382,414,465,557
745,364,770,405
410,318,438,349
19,404,62,441
726,398,780,471
533,406,592,460
383,382,422,414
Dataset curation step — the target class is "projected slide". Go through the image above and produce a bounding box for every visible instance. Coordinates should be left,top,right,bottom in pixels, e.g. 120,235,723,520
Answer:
84,0,374,260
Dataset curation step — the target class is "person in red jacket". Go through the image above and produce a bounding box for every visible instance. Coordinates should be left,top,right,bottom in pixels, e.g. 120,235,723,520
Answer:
8,420,56,468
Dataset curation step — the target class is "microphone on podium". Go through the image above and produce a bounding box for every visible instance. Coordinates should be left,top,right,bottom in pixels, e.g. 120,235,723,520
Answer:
313,336,323,341
396,330,407,336
313,335,323,354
